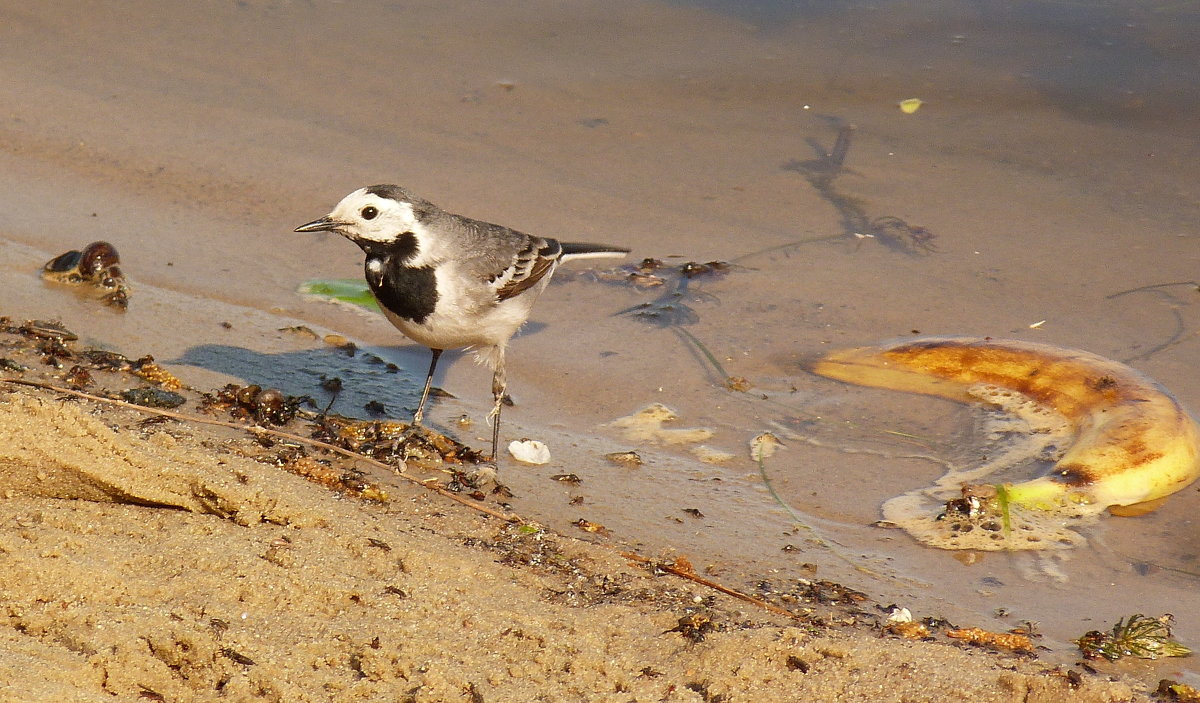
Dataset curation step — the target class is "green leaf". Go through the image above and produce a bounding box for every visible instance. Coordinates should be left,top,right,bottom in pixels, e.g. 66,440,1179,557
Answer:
299,279,379,312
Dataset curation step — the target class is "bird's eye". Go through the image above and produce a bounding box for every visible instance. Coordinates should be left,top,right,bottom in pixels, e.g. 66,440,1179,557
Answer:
361,206,379,220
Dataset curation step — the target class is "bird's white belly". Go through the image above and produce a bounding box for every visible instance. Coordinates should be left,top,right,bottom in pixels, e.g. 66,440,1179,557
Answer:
377,271,547,353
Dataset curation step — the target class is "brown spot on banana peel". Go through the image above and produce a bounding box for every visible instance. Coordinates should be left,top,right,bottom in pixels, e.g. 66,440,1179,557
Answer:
807,336,1200,512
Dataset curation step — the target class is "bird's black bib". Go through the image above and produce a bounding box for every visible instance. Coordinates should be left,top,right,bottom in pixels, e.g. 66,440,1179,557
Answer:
359,235,438,324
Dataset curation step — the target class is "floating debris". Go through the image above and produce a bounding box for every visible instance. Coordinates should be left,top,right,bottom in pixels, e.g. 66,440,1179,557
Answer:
310,415,485,467
679,260,731,279
608,403,714,445
605,450,644,467
322,334,356,352
794,579,869,606
17,319,77,341
277,452,389,502
1076,614,1191,661
0,358,29,373
78,349,131,370
120,387,186,409
689,445,734,464
869,216,937,254
573,518,610,537
883,604,936,638
898,98,924,114
63,365,93,389
606,260,731,328
42,241,131,310
724,375,752,392
1157,679,1200,702
886,620,932,640
201,384,302,426
946,626,1034,653
278,325,321,340
593,258,666,288
129,356,183,390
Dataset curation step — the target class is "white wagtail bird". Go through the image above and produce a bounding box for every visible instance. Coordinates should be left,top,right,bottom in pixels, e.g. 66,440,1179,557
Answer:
296,184,629,463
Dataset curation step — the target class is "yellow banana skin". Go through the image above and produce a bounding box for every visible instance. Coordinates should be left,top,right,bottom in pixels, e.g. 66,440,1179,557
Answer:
809,337,1200,512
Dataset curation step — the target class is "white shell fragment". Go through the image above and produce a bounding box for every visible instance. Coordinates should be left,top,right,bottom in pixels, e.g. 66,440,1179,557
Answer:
508,439,551,465
749,432,783,462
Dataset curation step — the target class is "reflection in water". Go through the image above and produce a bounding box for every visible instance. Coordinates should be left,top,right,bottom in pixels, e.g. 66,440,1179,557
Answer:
781,123,937,254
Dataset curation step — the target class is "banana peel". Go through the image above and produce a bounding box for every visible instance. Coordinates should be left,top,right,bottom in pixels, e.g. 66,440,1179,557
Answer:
808,337,1200,550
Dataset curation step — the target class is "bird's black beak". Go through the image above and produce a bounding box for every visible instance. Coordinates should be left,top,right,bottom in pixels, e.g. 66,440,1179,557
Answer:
294,216,345,233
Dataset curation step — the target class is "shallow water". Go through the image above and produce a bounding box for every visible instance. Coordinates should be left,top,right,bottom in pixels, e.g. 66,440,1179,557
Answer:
1,0,1198,681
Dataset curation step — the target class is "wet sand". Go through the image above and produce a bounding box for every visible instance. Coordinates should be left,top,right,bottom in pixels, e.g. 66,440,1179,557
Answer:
1,0,1199,698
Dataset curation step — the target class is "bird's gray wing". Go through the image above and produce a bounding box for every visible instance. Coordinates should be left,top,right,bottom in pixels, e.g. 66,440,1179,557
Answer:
493,234,563,301
449,214,564,302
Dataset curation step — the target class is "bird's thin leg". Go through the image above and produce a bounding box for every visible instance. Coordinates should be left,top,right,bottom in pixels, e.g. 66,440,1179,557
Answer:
412,348,443,427
487,354,507,463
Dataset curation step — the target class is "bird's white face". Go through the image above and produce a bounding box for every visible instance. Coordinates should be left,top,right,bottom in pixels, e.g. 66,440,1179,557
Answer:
329,188,420,243
297,188,421,244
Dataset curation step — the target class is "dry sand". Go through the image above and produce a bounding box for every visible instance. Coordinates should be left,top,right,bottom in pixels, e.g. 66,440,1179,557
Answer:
0,330,1144,702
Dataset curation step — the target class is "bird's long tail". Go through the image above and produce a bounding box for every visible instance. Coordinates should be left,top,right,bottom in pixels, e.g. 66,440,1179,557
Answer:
558,242,631,262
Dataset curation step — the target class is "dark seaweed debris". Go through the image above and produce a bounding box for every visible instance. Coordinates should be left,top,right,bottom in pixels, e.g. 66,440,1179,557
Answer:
607,257,732,328
41,241,131,310
1076,614,1190,661
201,384,304,426
309,414,486,467
120,387,186,409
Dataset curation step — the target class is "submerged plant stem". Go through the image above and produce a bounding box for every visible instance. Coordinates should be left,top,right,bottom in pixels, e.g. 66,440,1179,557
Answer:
675,326,731,383
1106,280,1200,298
754,446,889,579
731,233,850,265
